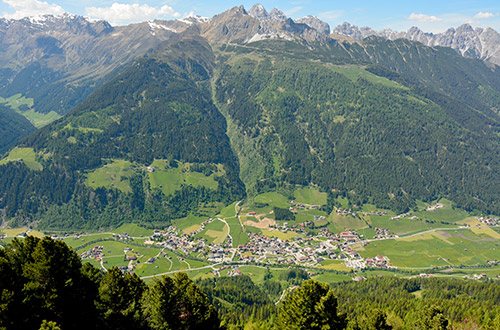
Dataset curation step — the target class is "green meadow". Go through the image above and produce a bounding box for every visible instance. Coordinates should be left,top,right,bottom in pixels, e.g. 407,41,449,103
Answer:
254,192,290,208
225,216,249,246
327,65,406,89
358,228,499,269
22,109,61,128
196,220,229,244
293,187,327,205
86,159,136,193
413,199,470,222
0,94,60,127
114,223,153,236
328,214,368,232
147,160,220,195
0,147,43,171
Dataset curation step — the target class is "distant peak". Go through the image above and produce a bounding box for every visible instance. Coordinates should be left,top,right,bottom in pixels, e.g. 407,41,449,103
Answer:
249,3,267,17
456,23,474,33
248,3,287,22
178,13,210,25
295,15,330,34
269,8,286,20
228,5,247,15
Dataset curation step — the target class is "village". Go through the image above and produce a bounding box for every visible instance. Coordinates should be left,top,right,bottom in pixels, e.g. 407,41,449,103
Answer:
78,215,397,272
74,206,500,274
4,204,498,276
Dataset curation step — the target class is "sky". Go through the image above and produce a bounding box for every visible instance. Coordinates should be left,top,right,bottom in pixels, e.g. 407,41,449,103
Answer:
1,0,500,33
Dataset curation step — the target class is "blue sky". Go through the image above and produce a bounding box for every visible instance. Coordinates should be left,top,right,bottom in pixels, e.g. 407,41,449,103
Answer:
2,0,500,32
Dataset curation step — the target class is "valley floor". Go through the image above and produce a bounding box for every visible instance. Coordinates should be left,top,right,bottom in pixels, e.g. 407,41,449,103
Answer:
2,192,498,285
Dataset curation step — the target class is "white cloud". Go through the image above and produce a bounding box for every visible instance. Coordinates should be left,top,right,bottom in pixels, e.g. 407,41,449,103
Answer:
85,3,180,25
2,0,65,19
284,6,303,17
474,12,497,19
408,13,442,22
318,10,344,21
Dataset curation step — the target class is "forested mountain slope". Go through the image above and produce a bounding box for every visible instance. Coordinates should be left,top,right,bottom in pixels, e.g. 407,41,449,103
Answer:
0,34,244,230
2,6,500,229
0,104,35,153
213,45,500,213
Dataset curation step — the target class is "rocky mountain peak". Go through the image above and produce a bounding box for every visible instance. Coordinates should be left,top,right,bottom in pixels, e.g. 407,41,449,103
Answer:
269,8,287,22
295,15,330,34
248,4,287,22
456,23,474,34
334,21,500,65
177,14,211,26
332,22,375,39
248,4,266,18
228,5,247,15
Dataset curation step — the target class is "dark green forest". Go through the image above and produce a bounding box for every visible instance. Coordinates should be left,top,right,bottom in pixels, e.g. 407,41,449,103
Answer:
215,52,500,214
0,104,35,154
0,38,245,230
1,236,499,330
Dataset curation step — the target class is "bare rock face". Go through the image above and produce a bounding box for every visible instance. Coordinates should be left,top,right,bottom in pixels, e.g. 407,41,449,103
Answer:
333,22,500,65
295,15,330,34
332,22,376,39
248,4,287,22
201,4,323,44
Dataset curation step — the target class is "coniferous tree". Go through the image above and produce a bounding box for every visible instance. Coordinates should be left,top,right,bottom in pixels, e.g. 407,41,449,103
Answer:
0,236,98,330
143,272,221,330
413,305,449,330
97,267,146,330
347,309,393,330
278,279,346,330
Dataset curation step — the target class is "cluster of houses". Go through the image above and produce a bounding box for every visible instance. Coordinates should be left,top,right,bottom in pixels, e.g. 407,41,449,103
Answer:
365,255,391,268
338,244,362,259
235,232,352,266
340,230,360,242
336,208,357,217
478,217,499,226
374,227,395,239
227,266,243,277
130,220,373,267
369,210,387,216
464,273,488,280
157,226,209,255
112,232,133,240
80,245,105,262
290,200,320,210
426,203,444,211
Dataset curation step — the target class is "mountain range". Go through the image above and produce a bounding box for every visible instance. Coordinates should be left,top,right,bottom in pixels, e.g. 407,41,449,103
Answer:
1,4,500,118
333,22,500,66
1,4,500,230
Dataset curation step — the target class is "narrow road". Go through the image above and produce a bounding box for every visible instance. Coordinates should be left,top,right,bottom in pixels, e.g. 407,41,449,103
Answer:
235,201,245,232
275,286,297,305
347,226,467,247
217,217,237,261
140,263,222,279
